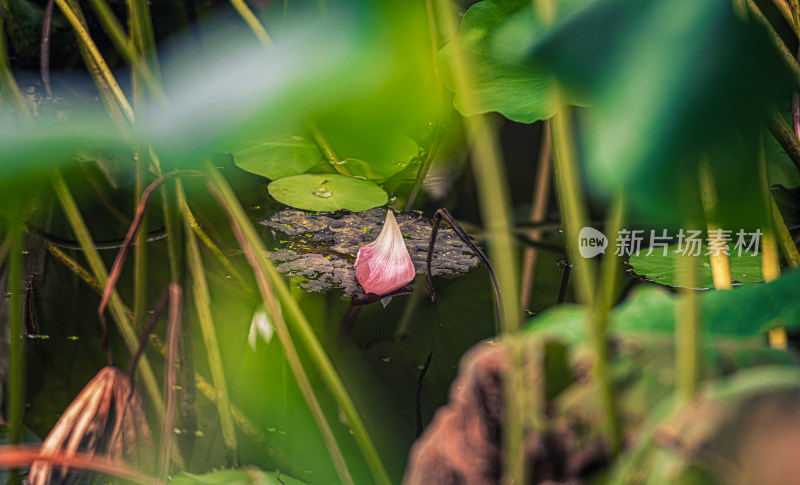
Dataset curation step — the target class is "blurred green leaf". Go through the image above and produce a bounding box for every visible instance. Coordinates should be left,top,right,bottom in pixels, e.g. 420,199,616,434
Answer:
437,0,564,122
636,366,800,484
268,174,387,212
0,116,127,208
528,267,800,342
627,244,763,288
325,132,419,183
520,0,789,226
150,3,439,185
232,128,322,180
170,468,307,485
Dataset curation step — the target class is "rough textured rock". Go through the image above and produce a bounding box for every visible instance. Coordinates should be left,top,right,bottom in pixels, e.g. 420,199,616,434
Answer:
260,208,479,295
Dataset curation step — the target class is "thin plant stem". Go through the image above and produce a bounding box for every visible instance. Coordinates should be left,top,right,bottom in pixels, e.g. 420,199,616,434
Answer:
50,170,164,415
178,182,239,466
424,0,440,84
45,243,104,294
520,121,552,310
127,0,159,69
208,180,354,485
184,207,247,287
759,136,788,348
307,121,353,176
158,284,182,479
40,0,54,97
550,94,620,455
0,445,166,485
79,162,131,226
43,242,306,477
589,194,625,456
699,162,733,290
0,13,31,118
405,123,446,212
127,0,162,107
228,7,355,189
598,195,625,324
62,0,129,127
433,0,519,333
770,0,795,30
133,154,148,333
98,171,201,367
161,182,184,285
85,0,131,57
83,0,162,97
433,0,523,482
676,256,700,401
229,0,271,45
394,280,424,340
206,162,388,485
54,0,135,122
770,194,800,267
550,105,595,305
763,232,787,348
745,0,800,89
767,107,800,175
6,211,24,485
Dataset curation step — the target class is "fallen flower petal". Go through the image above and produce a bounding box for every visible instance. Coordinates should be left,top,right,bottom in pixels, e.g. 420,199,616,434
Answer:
354,210,416,297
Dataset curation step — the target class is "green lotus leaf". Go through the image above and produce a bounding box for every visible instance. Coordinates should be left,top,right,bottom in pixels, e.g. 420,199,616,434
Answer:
268,174,388,212
232,128,322,180
627,243,764,289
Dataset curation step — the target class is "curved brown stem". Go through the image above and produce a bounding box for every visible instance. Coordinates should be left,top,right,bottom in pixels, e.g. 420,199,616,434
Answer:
425,208,504,331
99,170,202,365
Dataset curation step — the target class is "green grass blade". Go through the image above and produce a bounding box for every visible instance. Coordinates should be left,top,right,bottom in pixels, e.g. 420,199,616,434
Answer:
5,213,24,485
228,0,271,45
44,242,306,477
206,162,388,485
177,182,239,466
50,170,164,415
54,0,135,122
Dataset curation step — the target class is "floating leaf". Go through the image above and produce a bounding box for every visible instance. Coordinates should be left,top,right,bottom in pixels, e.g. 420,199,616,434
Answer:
267,174,387,212
232,129,322,180
627,244,763,289
314,123,422,182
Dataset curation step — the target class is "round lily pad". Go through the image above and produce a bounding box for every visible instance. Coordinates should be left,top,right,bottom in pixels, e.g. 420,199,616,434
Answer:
627,244,763,289
267,174,388,212
232,131,322,180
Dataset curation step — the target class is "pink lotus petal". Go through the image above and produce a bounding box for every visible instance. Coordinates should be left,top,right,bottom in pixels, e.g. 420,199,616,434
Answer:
354,211,416,296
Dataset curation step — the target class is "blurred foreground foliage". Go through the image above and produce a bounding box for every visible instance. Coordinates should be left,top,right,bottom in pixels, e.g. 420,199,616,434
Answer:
2,0,800,483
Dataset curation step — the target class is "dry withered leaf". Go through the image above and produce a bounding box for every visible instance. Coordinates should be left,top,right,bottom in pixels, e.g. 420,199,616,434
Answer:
29,366,154,485
403,342,607,485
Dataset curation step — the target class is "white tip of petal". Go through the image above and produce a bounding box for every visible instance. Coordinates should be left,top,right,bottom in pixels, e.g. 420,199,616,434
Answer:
354,211,416,296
